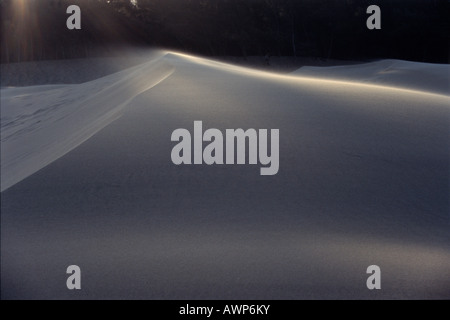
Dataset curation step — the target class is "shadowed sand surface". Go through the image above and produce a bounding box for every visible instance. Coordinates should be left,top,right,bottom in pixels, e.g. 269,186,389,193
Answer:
1,52,449,299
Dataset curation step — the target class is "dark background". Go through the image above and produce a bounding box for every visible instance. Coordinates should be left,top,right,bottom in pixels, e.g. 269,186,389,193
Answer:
1,0,449,64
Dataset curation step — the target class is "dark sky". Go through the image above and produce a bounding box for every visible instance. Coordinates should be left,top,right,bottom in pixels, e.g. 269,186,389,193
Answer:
1,0,449,63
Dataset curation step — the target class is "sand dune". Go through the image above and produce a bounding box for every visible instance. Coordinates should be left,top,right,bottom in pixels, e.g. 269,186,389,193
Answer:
1,58,174,192
1,52,449,299
294,59,450,96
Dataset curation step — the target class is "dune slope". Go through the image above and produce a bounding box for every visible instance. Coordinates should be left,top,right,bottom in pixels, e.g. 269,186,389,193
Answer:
1,53,449,299
294,59,450,96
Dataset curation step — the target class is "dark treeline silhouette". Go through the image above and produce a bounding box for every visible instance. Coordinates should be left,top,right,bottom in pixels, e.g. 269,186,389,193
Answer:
1,0,449,63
